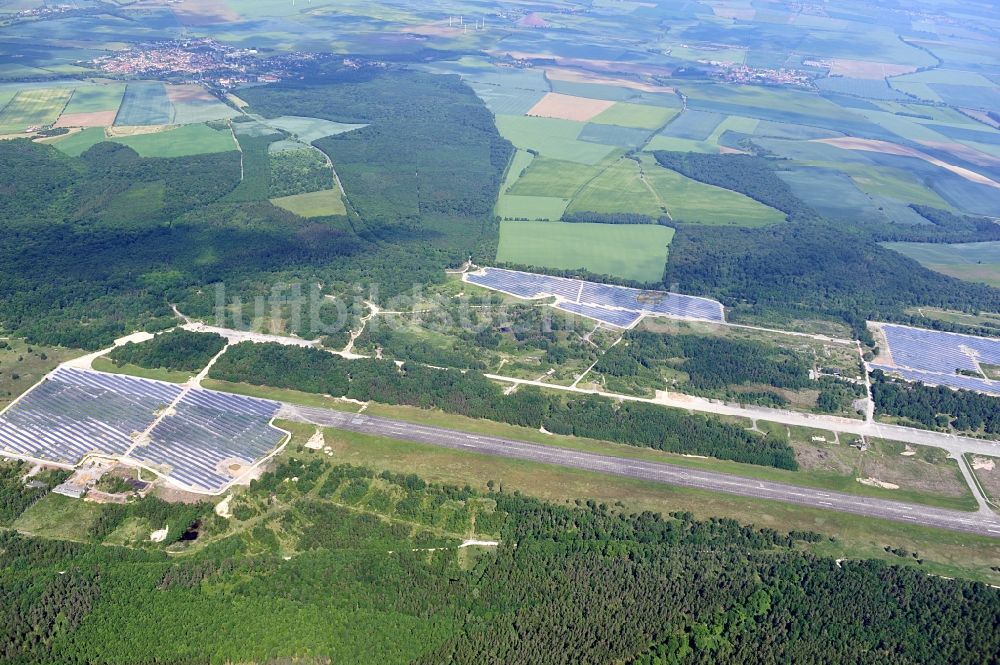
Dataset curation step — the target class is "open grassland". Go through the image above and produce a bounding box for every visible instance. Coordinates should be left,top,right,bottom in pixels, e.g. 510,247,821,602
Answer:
495,115,615,164
967,455,1000,508
216,379,969,514
497,221,672,282
270,189,346,218
301,423,1000,584
90,356,190,384
882,241,1000,287
13,493,103,542
641,156,785,226
590,101,677,129
51,123,237,158
0,87,71,132
0,337,82,410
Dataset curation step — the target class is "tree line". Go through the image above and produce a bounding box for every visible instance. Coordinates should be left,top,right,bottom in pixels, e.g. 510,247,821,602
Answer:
108,330,226,373
209,342,798,469
871,370,1000,434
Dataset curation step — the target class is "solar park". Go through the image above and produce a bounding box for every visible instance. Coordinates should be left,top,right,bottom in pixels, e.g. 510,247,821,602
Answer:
0,367,287,494
465,267,725,328
871,323,1000,395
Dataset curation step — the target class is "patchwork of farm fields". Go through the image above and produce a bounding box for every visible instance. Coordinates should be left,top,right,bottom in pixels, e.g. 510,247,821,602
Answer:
882,242,1000,288
51,123,237,158
497,221,674,283
114,81,172,126
0,80,237,134
0,87,70,133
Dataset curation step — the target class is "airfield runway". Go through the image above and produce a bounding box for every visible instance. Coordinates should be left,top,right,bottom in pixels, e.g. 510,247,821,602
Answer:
279,404,1000,538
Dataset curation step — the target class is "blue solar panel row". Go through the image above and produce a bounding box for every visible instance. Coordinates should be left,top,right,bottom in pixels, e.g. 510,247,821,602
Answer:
555,301,643,328
0,368,287,493
135,388,284,493
871,364,999,396
877,323,1000,395
0,368,181,465
467,268,581,300
879,323,999,375
466,267,725,327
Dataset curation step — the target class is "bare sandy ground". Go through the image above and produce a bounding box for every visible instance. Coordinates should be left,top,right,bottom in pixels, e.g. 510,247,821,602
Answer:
858,477,900,490
814,137,1000,189
526,92,615,122
55,110,117,128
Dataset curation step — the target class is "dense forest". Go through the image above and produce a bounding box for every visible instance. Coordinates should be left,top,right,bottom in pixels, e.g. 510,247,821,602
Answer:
596,330,811,391
209,342,798,469
0,64,512,349
107,330,226,373
871,370,1000,434
1,459,997,664
239,66,512,267
665,222,1000,340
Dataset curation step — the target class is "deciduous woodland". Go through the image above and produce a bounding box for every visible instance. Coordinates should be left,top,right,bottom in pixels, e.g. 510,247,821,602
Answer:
0,460,996,664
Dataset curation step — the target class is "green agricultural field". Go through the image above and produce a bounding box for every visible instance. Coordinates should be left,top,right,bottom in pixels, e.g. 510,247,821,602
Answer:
0,87,71,132
507,156,602,198
641,156,785,226
494,115,615,164
683,83,854,124
261,115,367,143
114,81,171,126
497,221,673,282
566,158,666,218
271,189,346,217
51,123,237,158
646,114,759,153
61,83,125,114
500,148,534,192
882,241,1000,287
591,102,678,130
496,194,569,221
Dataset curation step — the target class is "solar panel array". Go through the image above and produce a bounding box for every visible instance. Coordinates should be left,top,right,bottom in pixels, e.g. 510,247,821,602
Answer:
0,368,181,465
135,389,283,493
0,368,286,493
555,301,643,328
875,323,1000,395
466,267,725,327
870,364,999,395
467,268,581,300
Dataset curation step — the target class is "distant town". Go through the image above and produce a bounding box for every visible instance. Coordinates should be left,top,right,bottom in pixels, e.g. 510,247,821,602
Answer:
91,38,335,90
